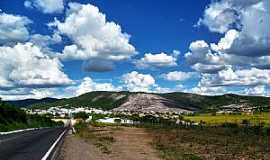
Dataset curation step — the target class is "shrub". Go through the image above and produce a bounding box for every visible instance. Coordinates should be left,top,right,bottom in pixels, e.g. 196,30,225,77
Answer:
221,122,238,128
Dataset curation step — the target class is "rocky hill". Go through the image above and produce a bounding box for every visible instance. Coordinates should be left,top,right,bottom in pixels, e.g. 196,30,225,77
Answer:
113,93,195,113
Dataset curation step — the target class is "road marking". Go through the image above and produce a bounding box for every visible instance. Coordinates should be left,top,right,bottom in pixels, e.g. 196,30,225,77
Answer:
41,129,66,160
0,128,37,135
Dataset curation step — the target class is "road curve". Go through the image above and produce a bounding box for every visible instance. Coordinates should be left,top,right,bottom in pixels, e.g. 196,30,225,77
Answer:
0,127,66,160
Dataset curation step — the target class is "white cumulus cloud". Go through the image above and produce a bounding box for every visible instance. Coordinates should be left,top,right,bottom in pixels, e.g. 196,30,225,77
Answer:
49,2,136,62
0,12,31,44
200,67,270,87
122,71,156,92
69,77,121,96
162,71,198,81
0,88,58,101
245,85,267,96
0,43,72,89
197,0,270,57
134,52,178,69
24,0,64,14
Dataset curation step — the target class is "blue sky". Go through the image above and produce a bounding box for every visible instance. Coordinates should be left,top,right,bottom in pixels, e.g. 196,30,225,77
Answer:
0,0,270,100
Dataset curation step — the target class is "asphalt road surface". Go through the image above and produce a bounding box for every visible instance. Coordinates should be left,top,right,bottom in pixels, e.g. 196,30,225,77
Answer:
0,127,66,160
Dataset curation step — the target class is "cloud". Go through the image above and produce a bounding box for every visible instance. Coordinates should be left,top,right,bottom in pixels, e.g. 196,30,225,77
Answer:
0,12,31,44
82,59,115,72
185,39,270,73
245,85,267,96
0,88,57,101
185,40,228,73
162,71,198,81
68,77,121,96
199,67,270,87
30,33,62,48
0,43,72,89
122,71,156,92
191,63,226,74
153,86,174,93
24,0,64,14
49,2,136,63
198,0,270,57
189,86,227,96
185,40,210,65
134,52,178,69
210,29,239,51
196,0,240,33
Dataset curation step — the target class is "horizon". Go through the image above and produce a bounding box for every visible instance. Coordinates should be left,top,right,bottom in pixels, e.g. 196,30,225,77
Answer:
1,0,270,100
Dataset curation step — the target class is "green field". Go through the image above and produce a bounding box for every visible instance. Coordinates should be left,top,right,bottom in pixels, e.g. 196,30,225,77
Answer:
184,112,270,126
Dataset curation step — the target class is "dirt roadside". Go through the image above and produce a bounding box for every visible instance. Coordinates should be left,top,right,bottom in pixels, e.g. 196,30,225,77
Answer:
58,127,161,160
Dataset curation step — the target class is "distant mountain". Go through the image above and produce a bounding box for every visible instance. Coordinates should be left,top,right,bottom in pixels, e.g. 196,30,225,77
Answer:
5,91,270,112
160,93,270,112
5,98,59,108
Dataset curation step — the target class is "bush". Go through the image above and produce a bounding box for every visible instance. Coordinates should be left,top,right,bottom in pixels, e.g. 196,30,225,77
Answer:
74,121,88,132
0,100,63,132
73,112,89,120
221,122,238,128
242,119,250,126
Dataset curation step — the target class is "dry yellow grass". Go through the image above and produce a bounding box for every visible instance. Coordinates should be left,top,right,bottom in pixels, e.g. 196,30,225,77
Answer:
184,112,270,126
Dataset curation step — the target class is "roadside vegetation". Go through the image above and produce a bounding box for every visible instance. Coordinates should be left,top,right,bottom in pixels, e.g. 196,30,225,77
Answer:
73,112,270,160
149,124,270,160
74,122,116,154
0,99,63,132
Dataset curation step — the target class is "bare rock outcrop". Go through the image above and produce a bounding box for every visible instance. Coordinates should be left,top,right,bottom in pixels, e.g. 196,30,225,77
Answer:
112,93,193,114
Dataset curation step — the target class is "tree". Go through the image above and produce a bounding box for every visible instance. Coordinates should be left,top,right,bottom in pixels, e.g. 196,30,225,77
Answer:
114,118,121,124
73,112,89,120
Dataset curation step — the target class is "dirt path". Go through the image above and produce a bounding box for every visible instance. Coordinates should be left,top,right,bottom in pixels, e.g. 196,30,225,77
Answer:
58,134,108,160
58,127,161,160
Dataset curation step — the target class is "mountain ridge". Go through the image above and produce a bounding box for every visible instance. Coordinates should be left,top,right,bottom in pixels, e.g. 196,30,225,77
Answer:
4,91,270,113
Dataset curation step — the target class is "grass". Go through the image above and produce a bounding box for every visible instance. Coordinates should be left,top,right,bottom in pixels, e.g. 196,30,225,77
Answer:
184,112,270,126
74,114,270,160
149,125,270,160
74,122,115,154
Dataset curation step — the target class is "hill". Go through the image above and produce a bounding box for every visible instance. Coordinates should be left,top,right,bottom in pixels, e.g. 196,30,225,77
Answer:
160,93,270,112
0,100,62,132
5,98,59,108
112,93,197,113
29,91,131,110
5,91,270,113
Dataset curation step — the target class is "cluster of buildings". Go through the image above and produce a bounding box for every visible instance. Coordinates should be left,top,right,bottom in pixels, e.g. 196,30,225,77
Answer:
217,104,258,114
22,106,201,126
113,110,185,120
23,107,111,118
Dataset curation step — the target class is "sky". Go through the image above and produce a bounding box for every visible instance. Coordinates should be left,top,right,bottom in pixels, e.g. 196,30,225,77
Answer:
0,0,270,100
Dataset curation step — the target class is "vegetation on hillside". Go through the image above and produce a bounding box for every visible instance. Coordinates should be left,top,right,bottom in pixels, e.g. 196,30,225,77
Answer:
0,99,63,132
29,91,131,110
6,91,270,112
161,92,270,112
6,97,59,108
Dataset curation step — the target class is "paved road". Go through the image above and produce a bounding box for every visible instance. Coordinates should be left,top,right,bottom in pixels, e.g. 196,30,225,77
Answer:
0,127,66,160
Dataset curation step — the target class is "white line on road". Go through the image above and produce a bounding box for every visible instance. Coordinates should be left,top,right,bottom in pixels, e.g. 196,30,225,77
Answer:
41,129,66,160
0,128,38,135
0,127,51,135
